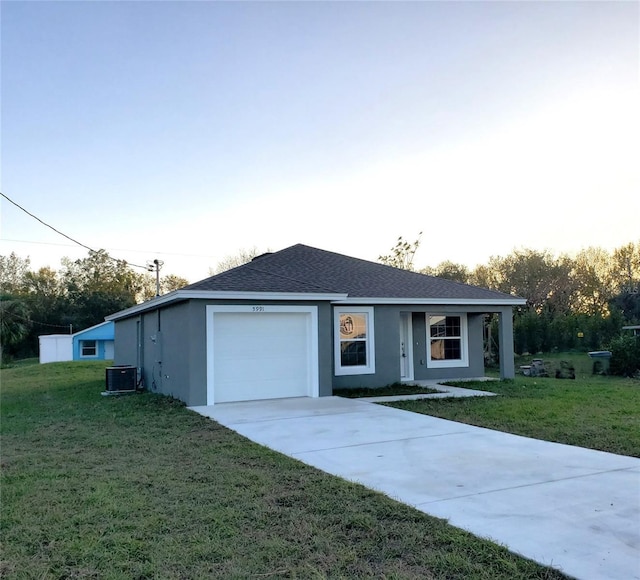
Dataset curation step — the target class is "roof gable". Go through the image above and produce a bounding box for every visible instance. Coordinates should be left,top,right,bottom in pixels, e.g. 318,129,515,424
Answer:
73,321,114,340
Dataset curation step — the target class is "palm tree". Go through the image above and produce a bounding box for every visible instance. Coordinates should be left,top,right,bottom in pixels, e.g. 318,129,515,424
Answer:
0,295,31,363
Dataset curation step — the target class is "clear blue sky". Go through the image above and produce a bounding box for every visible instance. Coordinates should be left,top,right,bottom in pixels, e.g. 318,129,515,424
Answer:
1,1,638,282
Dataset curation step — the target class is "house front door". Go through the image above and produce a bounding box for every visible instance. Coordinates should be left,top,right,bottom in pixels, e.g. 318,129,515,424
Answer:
400,313,413,380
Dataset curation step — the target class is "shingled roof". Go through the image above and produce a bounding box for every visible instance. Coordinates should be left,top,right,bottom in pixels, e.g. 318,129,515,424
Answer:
183,244,519,302
107,244,524,321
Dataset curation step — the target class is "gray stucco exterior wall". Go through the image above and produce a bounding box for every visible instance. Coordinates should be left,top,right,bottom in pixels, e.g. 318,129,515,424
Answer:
149,301,193,403
331,305,488,390
114,298,332,406
315,303,334,397
331,306,402,390
113,316,138,369
113,298,517,404
411,312,484,381
497,306,516,379
114,303,196,403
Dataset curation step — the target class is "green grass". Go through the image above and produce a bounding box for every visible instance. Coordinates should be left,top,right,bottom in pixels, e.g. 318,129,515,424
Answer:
386,352,640,458
0,357,39,370
0,361,567,579
514,351,603,377
334,383,440,398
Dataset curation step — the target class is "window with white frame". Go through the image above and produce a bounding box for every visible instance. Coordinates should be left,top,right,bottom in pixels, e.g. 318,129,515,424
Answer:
427,314,468,368
334,307,375,375
81,340,97,357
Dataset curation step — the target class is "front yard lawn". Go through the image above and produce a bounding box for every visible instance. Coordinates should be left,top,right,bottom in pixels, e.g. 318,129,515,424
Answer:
1,361,566,579
386,356,640,458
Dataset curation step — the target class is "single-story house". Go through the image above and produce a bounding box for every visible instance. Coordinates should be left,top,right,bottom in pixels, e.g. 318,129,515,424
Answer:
107,244,526,406
38,321,115,363
72,321,115,360
622,325,640,337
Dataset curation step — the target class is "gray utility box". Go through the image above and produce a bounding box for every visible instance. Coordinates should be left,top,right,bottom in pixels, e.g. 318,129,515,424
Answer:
105,366,137,392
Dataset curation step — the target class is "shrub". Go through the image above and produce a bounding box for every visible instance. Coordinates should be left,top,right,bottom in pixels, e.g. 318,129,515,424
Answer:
608,334,640,377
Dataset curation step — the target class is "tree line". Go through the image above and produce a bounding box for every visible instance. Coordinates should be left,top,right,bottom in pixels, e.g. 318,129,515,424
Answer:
380,238,640,355
0,250,188,361
2,241,639,364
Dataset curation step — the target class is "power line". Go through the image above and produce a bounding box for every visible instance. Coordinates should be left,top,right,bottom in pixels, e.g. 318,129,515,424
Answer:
0,191,150,270
0,307,72,331
1,192,95,253
1,237,218,260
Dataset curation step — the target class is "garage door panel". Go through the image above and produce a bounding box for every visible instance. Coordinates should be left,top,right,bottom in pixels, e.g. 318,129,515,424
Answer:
211,310,314,403
219,356,306,383
215,378,307,403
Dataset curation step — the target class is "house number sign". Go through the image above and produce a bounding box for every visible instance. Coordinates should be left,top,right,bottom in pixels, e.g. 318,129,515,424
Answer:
252,306,266,312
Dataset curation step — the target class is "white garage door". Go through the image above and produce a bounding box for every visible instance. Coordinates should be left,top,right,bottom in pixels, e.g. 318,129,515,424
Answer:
207,306,319,404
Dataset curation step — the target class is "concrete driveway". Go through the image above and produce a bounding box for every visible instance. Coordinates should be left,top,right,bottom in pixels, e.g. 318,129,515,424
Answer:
190,396,640,580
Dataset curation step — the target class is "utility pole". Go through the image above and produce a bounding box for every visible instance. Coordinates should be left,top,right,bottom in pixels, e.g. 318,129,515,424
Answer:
147,259,164,297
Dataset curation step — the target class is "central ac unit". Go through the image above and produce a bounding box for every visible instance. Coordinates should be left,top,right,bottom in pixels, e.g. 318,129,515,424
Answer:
105,366,137,392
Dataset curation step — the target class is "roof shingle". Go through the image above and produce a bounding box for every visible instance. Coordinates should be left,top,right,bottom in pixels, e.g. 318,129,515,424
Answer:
184,244,519,301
